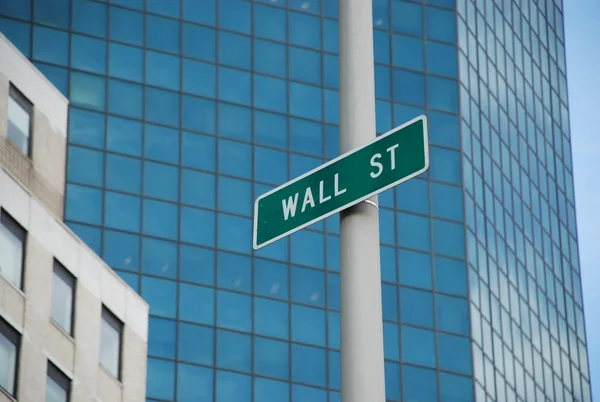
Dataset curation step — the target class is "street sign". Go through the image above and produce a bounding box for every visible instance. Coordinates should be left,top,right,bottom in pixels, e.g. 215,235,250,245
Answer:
252,114,429,250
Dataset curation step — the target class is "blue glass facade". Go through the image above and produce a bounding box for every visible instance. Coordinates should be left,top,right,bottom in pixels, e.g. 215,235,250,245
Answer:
0,0,590,401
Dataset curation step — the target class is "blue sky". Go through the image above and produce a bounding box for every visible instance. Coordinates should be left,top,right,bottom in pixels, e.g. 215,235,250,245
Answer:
564,0,600,397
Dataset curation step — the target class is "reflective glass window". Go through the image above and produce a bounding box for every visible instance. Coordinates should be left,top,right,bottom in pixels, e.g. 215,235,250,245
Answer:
108,43,143,83
107,116,142,156
393,69,425,106
292,344,326,386
396,177,429,215
183,95,215,134
217,290,251,331
182,132,216,171
290,47,321,85
46,362,70,402
219,31,250,69
427,41,458,77
254,111,287,149
291,230,324,268
218,0,251,34
255,378,289,402
398,249,432,289
147,358,174,400
255,336,289,380
0,17,30,57
219,67,251,105
385,361,401,400
254,39,286,77
146,14,180,52
181,169,215,209
105,192,141,232
438,333,472,374
142,199,178,240
35,63,68,96
0,212,26,289
146,50,180,90
51,260,75,335
434,256,468,296
183,0,215,25
323,19,339,53
148,317,176,359
34,0,69,28
181,206,215,247
289,11,320,49
178,322,214,366
255,147,287,184
0,1,30,20
7,86,32,156
177,363,213,402
109,7,143,46
428,76,459,113
182,59,215,97
400,287,434,328
403,364,438,401
254,74,287,114
108,79,143,119
66,223,101,255
73,0,106,37
141,237,177,279
180,244,214,286
254,297,289,339
439,372,474,401
217,213,251,254
290,82,322,120
392,34,424,71
436,294,469,335
254,4,286,41
105,154,141,194
65,184,103,225
182,23,216,61
391,0,423,36
145,87,179,127
144,161,179,202
401,326,436,367
219,103,251,141
218,177,252,216
70,71,105,111
103,230,139,272
71,34,106,74
179,283,214,325
0,318,19,396
432,182,464,221
292,305,326,346
397,212,430,251
218,140,251,179
292,266,325,307
217,330,251,372
217,252,251,293
99,307,122,379
255,258,289,300
429,146,461,184
144,124,180,164
426,6,456,43
433,219,465,258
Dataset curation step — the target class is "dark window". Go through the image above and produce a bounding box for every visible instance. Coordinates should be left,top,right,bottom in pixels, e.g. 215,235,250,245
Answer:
46,361,70,402
0,317,20,397
0,209,26,289
51,260,75,336
7,84,33,156
99,307,122,380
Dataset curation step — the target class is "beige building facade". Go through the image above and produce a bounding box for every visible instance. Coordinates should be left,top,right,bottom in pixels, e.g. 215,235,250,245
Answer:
0,32,149,402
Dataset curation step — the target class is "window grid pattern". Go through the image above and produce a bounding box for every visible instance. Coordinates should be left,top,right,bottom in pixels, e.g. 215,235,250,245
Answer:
0,0,474,400
456,0,592,401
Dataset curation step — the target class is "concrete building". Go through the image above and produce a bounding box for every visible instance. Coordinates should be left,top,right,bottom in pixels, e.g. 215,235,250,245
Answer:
0,32,148,402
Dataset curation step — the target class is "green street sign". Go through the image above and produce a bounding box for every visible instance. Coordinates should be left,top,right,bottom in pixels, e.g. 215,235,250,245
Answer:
253,115,429,250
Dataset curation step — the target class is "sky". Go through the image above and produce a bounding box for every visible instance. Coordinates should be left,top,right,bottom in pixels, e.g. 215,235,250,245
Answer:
564,0,600,398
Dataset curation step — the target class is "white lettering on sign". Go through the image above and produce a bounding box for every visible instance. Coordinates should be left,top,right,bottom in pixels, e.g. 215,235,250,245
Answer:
282,193,299,220
301,187,315,212
370,143,399,179
281,173,347,220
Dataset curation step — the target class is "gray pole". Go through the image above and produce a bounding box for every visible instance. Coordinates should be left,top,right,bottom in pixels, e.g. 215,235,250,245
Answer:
338,1,386,402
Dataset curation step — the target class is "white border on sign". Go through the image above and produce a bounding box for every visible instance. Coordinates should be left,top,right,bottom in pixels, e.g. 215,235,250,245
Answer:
252,114,430,250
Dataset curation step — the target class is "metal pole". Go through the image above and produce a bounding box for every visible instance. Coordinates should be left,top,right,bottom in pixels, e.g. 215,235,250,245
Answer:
338,1,386,402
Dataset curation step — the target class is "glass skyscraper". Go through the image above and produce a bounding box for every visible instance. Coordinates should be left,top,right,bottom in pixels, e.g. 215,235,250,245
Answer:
0,0,592,401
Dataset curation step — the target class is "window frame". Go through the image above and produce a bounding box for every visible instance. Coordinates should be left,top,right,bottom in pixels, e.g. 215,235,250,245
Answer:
0,317,21,398
99,306,123,381
50,259,76,336
0,208,27,290
7,83,34,157
46,361,71,402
